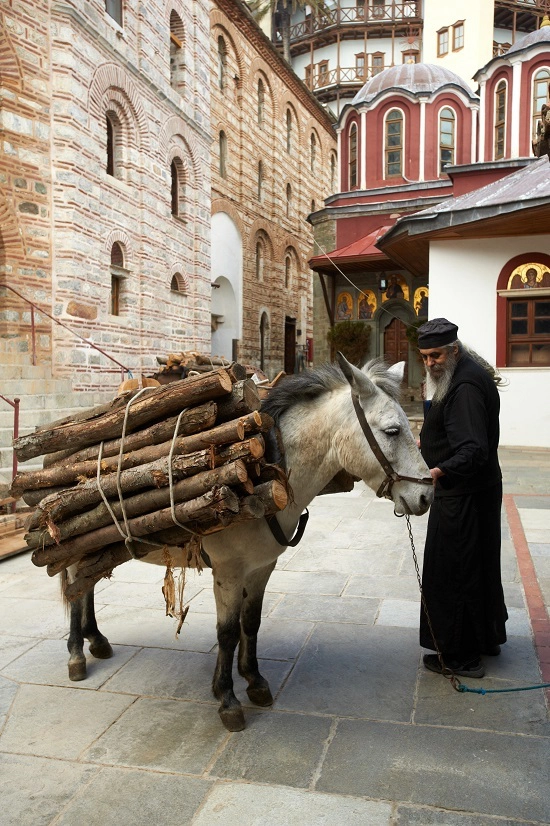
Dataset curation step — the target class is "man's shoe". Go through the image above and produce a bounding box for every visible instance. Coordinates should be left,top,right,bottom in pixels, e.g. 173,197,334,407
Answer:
423,653,485,678
482,645,501,656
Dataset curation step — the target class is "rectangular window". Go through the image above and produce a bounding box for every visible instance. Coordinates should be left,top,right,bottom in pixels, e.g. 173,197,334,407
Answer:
111,275,121,315
453,22,464,51
507,298,550,365
372,53,384,76
437,29,449,56
372,0,385,19
305,64,313,88
318,61,329,86
402,51,419,64
105,0,123,26
355,53,366,79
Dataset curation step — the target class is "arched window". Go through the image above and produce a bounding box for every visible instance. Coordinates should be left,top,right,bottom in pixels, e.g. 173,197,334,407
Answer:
258,79,264,127
385,109,403,178
219,131,227,178
110,242,125,316
348,123,357,189
260,311,269,371
439,107,455,173
311,199,315,213
255,240,264,281
532,68,550,140
310,132,316,173
494,80,507,160
286,183,292,218
169,11,185,91
257,160,263,201
497,258,550,366
217,36,227,91
106,115,115,176
171,161,178,215
286,109,292,153
330,152,337,190
170,272,187,293
106,0,123,26
285,255,291,288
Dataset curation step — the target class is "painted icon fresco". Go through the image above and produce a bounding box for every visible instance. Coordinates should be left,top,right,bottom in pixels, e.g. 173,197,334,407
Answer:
414,286,429,316
507,263,550,290
335,291,353,320
382,274,409,302
358,290,377,319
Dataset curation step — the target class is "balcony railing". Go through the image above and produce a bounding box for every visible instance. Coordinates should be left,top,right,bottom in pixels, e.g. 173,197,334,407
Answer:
493,40,512,56
286,1,422,41
306,64,385,92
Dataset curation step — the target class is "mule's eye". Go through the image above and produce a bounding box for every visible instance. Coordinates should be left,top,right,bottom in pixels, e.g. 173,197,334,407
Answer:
384,427,400,437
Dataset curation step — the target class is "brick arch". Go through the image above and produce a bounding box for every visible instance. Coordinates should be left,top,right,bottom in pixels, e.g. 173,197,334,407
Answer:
211,198,245,237
248,58,279,120
211,16,246,88
0,16,22,90
277,232,303,262
169,265,190,294
249,221,275,259
159,115,203,186
279,97,303,140
88,64,150,150
104,229,134,266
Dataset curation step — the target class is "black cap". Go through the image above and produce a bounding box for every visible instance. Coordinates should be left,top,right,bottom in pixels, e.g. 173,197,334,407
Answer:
417,318,458,349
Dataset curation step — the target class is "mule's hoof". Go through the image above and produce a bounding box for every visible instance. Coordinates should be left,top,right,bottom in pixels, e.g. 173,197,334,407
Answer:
89,639,113,659
68,660,87,681
246,685,273,707
219,706,246,732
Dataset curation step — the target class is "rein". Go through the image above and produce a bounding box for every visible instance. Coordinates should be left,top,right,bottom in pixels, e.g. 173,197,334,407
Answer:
350,391,433,500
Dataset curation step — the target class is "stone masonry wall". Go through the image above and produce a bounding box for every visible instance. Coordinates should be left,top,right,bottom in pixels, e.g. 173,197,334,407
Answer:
211,0,337,375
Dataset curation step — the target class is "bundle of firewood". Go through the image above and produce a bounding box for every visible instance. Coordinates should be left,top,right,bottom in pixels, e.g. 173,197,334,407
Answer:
10,364,290,601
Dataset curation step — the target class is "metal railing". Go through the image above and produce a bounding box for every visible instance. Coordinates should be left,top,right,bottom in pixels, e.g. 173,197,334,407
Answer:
286,1,422,41
1,284,132,382
306,64,385,91
0,393,19,510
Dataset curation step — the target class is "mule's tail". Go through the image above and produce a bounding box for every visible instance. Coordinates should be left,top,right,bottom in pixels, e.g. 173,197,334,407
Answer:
60,568,71,616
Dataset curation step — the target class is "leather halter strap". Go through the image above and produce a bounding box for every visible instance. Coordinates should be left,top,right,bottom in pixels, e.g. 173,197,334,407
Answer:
350,391,433,499
266,509,310,547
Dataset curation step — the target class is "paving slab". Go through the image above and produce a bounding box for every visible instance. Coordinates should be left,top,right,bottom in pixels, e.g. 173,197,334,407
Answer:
395,806,540,826
265,569,349,595
0,752,99,826
377,598,420,628
270,593,379,624
0,638,140,689
276,624,419,720
83,697,229,773
283,544,407,575
0,633,38,669
55,766,212,826
210,709,332,787
0,683,135,759
192,781,393,826
344,573,421,600
0,595,69,639
317,719,550,822
94,603,219,652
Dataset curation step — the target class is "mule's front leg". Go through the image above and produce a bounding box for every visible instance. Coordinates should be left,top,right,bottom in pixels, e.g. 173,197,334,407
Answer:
212,569,246,731
238,562,276,707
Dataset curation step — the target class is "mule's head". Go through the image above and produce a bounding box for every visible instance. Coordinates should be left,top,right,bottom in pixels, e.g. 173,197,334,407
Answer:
335,352,433,516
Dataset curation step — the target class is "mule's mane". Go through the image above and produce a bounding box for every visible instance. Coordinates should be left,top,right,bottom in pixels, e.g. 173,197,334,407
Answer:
262,359,400,425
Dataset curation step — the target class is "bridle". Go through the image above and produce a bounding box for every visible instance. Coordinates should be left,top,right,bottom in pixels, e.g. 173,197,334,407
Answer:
350,391,433,501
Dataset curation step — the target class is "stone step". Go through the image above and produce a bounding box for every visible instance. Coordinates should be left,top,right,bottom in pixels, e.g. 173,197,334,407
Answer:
0,378,79,396
1,364,55,381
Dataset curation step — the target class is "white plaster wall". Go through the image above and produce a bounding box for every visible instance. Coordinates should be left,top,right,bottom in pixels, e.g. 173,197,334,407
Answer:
423,0,494,88
428,237,550,447
210,212,243,356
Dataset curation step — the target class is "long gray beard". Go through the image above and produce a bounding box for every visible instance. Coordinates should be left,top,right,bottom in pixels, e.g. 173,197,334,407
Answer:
425,358,457,403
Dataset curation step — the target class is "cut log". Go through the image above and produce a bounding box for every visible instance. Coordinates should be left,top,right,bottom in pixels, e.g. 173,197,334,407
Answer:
14,369,233,463
32,436,265,527
22,486,74,508
35,485,241,573
31,390,138,435
252,480,289,513
42,402,217,468
26,460,249,549
11,412,266,495
215,379,261,421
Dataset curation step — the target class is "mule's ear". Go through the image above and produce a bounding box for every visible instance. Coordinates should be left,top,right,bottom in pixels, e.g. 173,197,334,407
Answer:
336,351,376,397
387,361,405,382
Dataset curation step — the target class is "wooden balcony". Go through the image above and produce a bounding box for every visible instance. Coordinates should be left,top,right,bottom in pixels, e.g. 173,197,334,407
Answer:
304,64,385,101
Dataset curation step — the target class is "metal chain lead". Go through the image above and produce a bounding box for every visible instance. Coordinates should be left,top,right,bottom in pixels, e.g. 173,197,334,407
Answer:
404,514,462,692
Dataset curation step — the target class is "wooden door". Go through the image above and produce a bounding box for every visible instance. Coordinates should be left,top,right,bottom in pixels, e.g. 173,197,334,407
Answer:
383,317,409,384
284,317,296,374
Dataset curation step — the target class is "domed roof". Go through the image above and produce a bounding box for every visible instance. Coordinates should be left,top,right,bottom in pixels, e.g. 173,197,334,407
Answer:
352,62,477,106
506,22,550,55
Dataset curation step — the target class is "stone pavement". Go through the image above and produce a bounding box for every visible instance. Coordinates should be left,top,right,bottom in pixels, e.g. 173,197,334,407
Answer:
0,448,549,826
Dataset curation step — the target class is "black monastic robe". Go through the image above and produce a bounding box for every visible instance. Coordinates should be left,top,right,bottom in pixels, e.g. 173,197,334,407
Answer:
419,354,508,658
